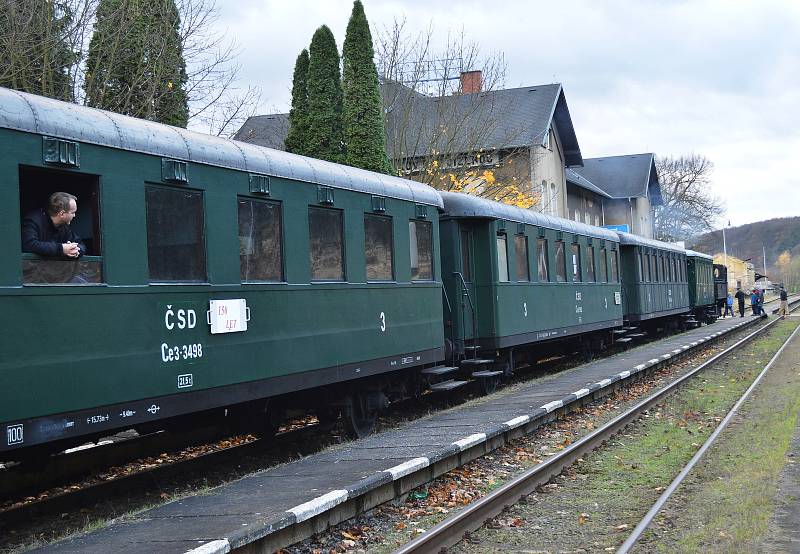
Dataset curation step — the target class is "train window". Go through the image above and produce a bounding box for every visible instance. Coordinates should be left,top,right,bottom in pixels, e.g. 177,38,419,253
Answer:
461,230,472,282
409,220,433,281
571,244,581,282
537,238,549,282
515,234,529,282
662,256,668,282
238,198,283,282
599,247,608,283
555,241,566,283
586,246,596,282
610,250,619,282
146,186,206,282
650,254,658,283
19,166,103,285
309,207,344,281
638,252,647,281
497,234,509,282
364,214,393,281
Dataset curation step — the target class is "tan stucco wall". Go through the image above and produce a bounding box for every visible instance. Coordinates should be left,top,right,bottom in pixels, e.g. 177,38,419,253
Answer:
530,127,566,218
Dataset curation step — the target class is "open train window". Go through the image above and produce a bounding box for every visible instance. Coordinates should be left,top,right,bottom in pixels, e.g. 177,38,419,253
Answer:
146,185,206,282
309,207,344,281
364,214,393,281
238,198,283,282
409,220,432,281
19,165,102,285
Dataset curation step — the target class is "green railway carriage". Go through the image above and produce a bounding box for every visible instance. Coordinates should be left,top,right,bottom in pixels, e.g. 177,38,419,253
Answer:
616,232,690,323
0,87,444,457
686,249,717,323
438,192,624,358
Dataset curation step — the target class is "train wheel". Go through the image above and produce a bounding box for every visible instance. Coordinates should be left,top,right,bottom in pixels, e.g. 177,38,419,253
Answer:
316,406,340,426
343,391,381,439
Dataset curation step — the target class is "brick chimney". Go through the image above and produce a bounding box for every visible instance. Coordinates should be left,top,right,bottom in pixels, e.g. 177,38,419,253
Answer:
459,70,482,94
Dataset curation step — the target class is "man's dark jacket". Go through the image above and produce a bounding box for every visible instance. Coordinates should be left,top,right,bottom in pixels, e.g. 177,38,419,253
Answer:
21,209,86,257
735,290,746,304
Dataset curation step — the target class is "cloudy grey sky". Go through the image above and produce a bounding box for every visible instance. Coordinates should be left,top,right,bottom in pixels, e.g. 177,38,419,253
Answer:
213,0,800,227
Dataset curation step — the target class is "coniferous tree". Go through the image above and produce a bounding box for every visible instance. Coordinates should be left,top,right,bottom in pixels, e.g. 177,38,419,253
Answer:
0,0,77,101
342,0,390,173
285,49,310,155
85,0,188,127
305,25,344,163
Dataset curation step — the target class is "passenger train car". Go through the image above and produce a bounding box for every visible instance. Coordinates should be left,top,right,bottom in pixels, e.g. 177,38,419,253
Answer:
0,87,717,460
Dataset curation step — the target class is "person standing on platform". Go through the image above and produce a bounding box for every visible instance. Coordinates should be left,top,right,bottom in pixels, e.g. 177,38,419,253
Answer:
779,286,789,319
751,289,759,315
724,292,734,317
735,288,746,317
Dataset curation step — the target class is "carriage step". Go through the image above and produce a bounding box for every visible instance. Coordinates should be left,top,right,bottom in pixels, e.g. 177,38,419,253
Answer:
616,337,634,343
463,345,481,351
627,333,646,338
472,370,504,378
684,319,699,324
429,379,470,392
421,365,459,376
622,326,639,331
460,358,495,366
612,329,628,335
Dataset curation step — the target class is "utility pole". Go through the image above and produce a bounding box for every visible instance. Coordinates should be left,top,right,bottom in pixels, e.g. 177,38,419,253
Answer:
763,245,767,285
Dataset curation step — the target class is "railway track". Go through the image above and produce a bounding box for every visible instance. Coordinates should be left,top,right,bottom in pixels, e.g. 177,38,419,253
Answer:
392,298,800,554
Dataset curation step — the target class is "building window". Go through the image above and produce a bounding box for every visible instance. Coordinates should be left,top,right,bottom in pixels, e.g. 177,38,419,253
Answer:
537,238,549,282
586,246,596,282
364,214,393,281
146,186,206,282
497,233,509,282
409,220,433,281
309,207,344,281
594,214,600,226
549,183,557,216
555,241,566,282
571,243,581,282
599,247,608,282
574,209,580,222
584,211,590,225
238,198,283,282
515,234,529,281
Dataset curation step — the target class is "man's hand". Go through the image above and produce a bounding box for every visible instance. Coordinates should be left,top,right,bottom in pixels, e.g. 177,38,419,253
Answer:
62,242,81,258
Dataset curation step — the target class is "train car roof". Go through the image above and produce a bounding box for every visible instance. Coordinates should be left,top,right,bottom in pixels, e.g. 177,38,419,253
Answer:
684,249,714,260
615,231,687,253
0,87,443,208
439,191,619,242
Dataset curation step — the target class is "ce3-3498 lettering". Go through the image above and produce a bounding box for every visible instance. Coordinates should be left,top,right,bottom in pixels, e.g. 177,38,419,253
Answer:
161,342,203,363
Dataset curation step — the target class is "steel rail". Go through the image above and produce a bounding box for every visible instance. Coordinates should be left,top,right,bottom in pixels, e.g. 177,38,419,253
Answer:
617,314,800,553
393,299,799,554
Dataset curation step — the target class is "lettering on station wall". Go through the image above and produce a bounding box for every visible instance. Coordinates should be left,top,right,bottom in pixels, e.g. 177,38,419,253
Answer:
207,299,250,334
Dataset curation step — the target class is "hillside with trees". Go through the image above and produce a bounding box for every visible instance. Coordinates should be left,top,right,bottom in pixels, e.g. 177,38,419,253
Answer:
688,216,800,288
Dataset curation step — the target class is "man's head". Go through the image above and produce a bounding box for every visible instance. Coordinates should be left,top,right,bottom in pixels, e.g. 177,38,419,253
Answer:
47,192,77,226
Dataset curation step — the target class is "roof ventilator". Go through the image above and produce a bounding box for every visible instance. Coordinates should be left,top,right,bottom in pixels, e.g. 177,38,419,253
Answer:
43,137,79,168
162,159,188,183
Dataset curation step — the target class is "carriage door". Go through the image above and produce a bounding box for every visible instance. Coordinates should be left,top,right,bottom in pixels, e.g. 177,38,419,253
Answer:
458,226,477,342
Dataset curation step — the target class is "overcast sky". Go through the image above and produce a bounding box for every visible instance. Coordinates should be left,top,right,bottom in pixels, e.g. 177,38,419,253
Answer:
212,0,800,228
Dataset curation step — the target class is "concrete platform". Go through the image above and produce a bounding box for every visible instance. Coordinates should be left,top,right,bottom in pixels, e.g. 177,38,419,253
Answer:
36,314,769,554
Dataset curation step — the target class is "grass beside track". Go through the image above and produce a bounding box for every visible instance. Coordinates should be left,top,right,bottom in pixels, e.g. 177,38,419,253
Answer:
456,319,800,553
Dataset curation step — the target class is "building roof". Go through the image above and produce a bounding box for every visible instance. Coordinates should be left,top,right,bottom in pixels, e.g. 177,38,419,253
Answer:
572,153,663,205
565,167,611,198
616,231,686,253
235,81,584,166
439,191,619,242
0,87,443,208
